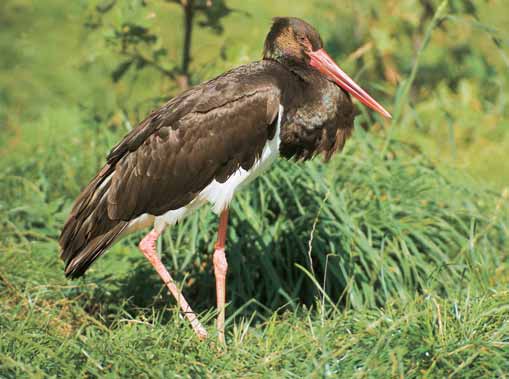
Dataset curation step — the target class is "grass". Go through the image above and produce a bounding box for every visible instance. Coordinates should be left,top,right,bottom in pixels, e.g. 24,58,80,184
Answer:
1,0,509,377
1,124,508,377
2,285,509,378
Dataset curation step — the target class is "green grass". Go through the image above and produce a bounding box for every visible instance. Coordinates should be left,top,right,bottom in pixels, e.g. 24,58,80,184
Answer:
1,126,508,377
2,285,509,378
1,0,509,377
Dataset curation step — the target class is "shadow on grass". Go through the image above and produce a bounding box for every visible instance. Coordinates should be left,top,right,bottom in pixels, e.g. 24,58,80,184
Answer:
77,230,324,327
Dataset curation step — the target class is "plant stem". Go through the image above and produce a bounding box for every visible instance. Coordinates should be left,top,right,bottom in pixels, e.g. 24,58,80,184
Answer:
180,0,194,89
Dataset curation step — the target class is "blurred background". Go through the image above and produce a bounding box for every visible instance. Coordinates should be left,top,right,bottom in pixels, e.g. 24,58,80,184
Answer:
1,0,508,188
1,1,509,375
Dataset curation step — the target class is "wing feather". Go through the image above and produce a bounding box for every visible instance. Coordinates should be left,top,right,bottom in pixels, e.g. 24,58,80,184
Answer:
107,67,282,221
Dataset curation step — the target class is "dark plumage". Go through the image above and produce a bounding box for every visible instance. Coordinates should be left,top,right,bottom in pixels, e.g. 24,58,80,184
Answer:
61,62,285,277
59,16,390,342
60,58,355,278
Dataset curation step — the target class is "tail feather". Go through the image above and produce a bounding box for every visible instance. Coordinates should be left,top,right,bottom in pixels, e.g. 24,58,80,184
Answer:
59,164,128,278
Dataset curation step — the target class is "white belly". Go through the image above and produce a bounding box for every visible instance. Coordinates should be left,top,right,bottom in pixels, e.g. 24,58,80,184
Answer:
125,105,283,234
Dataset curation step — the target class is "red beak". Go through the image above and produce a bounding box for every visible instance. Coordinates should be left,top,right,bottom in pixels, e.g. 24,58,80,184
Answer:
307,49,392,119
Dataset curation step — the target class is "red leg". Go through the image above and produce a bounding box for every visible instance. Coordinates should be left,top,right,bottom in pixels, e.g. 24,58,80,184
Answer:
213,208,229,345
139,229,208,340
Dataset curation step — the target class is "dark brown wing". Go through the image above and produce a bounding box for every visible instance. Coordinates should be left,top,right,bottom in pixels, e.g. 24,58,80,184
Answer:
60,61,283,278
107,65,282,220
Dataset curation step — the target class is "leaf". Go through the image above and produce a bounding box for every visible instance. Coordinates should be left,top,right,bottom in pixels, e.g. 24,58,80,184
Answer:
111,59,134,82
96,0,117,14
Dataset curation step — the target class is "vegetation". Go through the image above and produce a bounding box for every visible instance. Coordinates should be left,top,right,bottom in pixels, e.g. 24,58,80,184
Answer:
1,0,508,377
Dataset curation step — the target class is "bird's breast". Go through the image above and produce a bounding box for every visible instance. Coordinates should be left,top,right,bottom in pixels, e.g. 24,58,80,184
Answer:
279,80,355,161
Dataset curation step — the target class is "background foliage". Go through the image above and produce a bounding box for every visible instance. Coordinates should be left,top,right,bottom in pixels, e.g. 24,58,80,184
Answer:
1,0,508,377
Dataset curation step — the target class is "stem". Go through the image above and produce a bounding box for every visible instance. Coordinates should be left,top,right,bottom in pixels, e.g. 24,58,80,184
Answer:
181,0,194,88
122,51,178,79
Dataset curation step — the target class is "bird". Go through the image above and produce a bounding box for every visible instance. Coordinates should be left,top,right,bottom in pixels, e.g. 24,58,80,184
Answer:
59,17,391,344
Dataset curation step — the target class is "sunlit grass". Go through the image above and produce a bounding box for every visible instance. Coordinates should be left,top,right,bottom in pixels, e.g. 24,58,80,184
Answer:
1,117,508,376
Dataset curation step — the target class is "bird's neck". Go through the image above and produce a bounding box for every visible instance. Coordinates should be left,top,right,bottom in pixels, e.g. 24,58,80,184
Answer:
262,56,317,84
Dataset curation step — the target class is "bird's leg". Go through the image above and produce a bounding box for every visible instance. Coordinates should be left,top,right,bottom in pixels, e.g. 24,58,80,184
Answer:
213,208,229,345
139,228,208,340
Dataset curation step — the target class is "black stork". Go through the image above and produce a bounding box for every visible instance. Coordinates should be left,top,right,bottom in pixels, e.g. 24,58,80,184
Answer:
60,17,391,344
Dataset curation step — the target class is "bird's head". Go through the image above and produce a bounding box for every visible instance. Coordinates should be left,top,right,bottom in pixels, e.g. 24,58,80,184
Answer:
263,17,391,119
